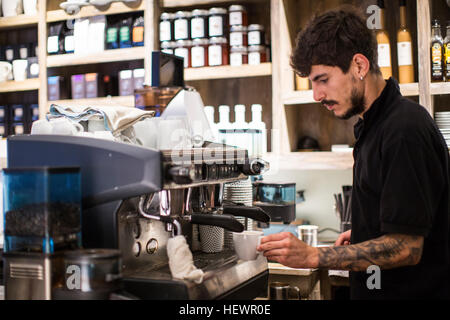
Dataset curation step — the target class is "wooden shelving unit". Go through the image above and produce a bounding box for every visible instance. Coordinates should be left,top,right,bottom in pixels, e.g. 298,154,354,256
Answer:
265,152,353,171
0,79,40,93
161,0,247,8
0,14,39,29
47,46,145,67
185,63,272,81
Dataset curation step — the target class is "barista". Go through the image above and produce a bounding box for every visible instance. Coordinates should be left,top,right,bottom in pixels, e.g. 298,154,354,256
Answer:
257,6,450,299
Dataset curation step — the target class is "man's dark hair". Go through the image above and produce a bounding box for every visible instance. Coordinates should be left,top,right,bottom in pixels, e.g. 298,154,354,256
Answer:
291,6,380,77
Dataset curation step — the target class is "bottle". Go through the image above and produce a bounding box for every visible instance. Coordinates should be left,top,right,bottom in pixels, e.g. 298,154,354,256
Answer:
106,16,119,50
397,0,414,83
444,21,450,82
204,106,217,142
376,0,392,79
431,19,444,82
233,104,251,152
132,16,145,47
217,105,233,146
119,16,133,48
249,104,267,157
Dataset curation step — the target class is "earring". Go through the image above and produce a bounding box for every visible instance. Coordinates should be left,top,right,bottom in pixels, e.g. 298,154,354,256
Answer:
360,76,364,81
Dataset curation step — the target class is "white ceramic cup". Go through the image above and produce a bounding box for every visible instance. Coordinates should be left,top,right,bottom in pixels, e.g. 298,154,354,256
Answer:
12,59,28,81
133,117,160,149
23,0,37,15
232,230,264,261
2,0,23,17
50,118,84,135
31,119,53,135
0,62,12,82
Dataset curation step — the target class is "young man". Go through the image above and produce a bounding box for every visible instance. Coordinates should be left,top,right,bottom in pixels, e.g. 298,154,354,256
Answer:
257,7,450,299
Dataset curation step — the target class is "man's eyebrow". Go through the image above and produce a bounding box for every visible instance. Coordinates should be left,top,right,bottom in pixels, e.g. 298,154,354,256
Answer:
311,73,327,82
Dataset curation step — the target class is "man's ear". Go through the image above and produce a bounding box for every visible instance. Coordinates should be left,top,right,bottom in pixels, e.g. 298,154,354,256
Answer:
352,54,370,79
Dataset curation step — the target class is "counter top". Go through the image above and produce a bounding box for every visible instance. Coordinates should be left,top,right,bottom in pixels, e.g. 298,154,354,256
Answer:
268,263,317,276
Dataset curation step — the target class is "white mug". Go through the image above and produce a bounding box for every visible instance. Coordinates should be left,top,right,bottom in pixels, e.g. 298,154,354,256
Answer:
0,62,12,83
23,0,37,15
12,59,28,81
50,118,84,135
2,0,23,17
232,230,264,261
31,119,53,135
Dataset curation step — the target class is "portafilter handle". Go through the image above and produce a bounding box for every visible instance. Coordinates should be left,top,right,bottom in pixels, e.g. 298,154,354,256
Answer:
222,205,271,223
182,213,244,232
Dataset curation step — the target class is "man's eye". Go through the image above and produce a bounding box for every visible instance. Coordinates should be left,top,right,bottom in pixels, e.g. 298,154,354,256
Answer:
320,79,328,84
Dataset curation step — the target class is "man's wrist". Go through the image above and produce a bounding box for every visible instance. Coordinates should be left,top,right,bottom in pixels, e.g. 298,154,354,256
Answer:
307,246,320,268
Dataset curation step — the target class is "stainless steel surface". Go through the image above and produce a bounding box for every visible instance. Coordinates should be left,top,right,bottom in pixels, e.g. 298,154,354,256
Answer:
269,281,301,300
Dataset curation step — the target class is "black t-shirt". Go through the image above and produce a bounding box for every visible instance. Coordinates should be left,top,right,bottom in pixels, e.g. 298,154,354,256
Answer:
350,78,450,299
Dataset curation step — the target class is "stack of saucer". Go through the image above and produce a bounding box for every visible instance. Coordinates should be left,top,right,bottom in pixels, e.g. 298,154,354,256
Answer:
223,178,254,249
435,112,450,149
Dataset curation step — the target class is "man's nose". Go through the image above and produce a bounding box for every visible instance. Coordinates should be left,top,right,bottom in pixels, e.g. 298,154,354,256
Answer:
312,84,325,102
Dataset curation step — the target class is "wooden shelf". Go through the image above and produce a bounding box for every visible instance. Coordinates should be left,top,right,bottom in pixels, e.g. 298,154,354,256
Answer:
47,96,135,109
161,0,253,8
431,82,450,96
0,14,38,29
46,1,145,22
184,63,271,81
47,47,145,67
0,78,40,93
282,83,420,105
265,152,354,171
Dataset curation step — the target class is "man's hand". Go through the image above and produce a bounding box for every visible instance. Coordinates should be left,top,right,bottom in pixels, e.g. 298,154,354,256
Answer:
257,232,319,269
335,229,351,246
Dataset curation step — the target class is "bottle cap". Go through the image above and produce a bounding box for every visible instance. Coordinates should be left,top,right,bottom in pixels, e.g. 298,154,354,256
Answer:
251,104,262,112
219,105,230,112
235,104,246,113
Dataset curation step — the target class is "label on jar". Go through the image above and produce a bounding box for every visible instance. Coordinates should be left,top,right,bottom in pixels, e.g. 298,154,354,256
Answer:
230,12,243,26
230,52,244,66
47,35,59,54
65,35,75,52
209,16,224,37
191,46,205,67
174,19,189,40
432,42,443,77
133,26,144,43
106,27,118,43
248,31,261,45
377,43,391,67
191,17,206,38
208,45,222,66
15,108,23,117
175,47,189,68
230,32,244,46
249,52,261,65
397,41,412,66
160,20,172,41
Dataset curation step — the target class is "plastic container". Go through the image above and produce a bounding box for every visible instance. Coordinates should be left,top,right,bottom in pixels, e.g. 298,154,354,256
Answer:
230,46,248,66
230,25,248,47
190,9,208,39
160,12,174,42
191,38,209,67
174,11,191,40
248,45,267,65
229,5,247,26
248,24,265,45
208,8,228,37
208,37,229,66
3,167,82,253
174,39,192,68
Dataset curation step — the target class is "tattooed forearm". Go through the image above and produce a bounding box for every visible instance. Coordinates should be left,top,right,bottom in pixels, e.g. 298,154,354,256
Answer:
317,234,424,271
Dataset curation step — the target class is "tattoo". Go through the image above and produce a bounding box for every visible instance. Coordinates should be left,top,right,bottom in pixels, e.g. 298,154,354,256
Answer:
318,234,424,271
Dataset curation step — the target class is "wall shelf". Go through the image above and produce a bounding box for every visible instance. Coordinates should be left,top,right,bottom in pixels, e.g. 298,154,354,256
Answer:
431,82,450,96
47,96,135,110
265,152,354,171
0,14,38,29
46,1,145,22
0,78,40,93
46,47,145,67
184,63,272,81
161,0,252,8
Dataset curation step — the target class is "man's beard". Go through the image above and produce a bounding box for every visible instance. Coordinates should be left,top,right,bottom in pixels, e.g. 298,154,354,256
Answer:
338,86,366,120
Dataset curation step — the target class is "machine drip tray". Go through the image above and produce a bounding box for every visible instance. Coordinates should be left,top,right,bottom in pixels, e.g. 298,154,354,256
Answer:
121,251,268,300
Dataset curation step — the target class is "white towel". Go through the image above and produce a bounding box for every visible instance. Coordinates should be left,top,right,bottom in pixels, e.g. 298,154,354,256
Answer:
167,235,204,284
48,104,154,135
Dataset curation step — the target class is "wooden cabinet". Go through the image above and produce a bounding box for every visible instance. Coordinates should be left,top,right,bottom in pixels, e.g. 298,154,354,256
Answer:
0,0,448,169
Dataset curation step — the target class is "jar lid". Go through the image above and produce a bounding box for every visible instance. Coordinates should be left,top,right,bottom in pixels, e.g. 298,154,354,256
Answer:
248,45,266,52
230,45,248,53
209,37,227,44
175,11,192,19
209,7,227,15
230,25,248,32
191,9,209,16
193,38,209,46
176,39,193,47
229,5,247,12
160,12,174,20
160,41,175,49
248,24,264,31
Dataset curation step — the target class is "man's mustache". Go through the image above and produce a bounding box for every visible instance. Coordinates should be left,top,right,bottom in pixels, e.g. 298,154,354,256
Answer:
321,100,339,107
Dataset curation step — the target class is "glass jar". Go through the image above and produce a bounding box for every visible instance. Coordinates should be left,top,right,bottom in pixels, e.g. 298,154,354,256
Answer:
248,24,265,45
230,46,248,66
208,37,229,66
248,45,267,65
208,7,228,37
160,41,176,55
174,11,192,40
160,12,174,42
229,5,248,26
191,9,209,39
191,38,209,68
174,40,193,68
230,25,248,47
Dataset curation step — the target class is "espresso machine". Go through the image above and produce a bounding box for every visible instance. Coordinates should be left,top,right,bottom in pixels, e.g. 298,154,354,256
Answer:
6,134,270,299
